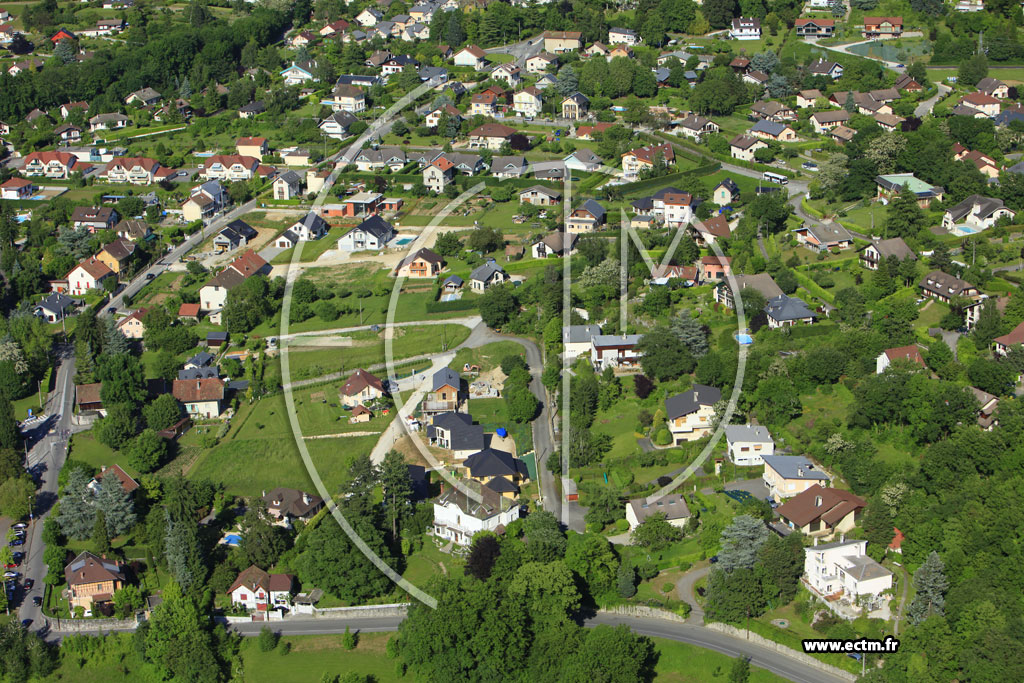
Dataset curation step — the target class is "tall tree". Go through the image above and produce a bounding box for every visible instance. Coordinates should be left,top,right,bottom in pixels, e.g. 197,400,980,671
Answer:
716,515,769,571
379,449,413,542
907,551,948,624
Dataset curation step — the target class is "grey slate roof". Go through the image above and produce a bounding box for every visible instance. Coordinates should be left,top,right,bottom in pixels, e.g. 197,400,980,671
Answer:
432,367,461,391
764,295,817,322
178,367,221,380
628,493,690,524
665,384,722,419
945,194,1008,223
428,412,485,451
762,454,829,481
562,324,602,344
464,447,528,478
750,119,788,137
37,292,77,315
186,351,215,368
470,261,506,283
351,215,394,240
578,198,606,221
724,424,772,443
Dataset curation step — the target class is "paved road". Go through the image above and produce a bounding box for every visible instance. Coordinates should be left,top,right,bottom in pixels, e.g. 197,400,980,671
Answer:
915,83,952,118
18,347,76,631
675,564,711,624
226,613,851,683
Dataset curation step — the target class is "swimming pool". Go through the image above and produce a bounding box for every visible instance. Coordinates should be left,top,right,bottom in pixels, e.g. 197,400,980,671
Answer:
735,333,754,345
394,237,414,246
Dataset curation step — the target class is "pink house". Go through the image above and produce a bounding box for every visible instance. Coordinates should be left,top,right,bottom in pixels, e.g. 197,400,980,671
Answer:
699,255,732,282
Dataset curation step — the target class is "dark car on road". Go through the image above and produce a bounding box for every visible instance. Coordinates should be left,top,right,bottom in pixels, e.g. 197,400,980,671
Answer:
24,578,33,590
8,538,23,547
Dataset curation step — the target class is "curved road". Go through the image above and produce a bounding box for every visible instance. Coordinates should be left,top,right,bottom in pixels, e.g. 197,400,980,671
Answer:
225,613,851,683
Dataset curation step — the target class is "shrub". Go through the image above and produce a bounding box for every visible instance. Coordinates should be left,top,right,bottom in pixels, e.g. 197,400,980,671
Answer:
342,625,357,650
662,582,674,594
654,428,671,446
614,519,630,532
257,626,278,652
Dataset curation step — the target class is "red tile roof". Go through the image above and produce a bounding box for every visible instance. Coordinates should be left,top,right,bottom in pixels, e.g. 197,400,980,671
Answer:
95,464,139,494
995,320,1024,348
228,249,268,278
883,344,924,366
341,368,384,396
776,484,866,528
178,303,201,317
172,378,225,403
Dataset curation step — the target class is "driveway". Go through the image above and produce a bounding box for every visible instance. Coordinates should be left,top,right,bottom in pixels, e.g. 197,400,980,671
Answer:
676,563,711,623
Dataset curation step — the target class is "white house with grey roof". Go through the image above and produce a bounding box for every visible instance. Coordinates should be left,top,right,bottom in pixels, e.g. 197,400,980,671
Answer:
666,384,721,444
276,212,329,249
337,215,395,251
762,454,831,502
804,538,893,609
432,479,520,546
564,148,603,172
765,295,818,328
724,424,774,466
590,334,643,369
625,494,690,531
427,412,485,459
469,261,509,292
941,194,1015,232
562,324,602,360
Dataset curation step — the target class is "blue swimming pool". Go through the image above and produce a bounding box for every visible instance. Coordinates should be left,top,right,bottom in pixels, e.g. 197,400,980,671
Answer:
394,237,414,245
735,333,754,345
224,534,241,546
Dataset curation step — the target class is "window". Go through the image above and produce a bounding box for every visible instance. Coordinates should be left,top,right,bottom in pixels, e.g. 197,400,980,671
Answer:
239,593,247,601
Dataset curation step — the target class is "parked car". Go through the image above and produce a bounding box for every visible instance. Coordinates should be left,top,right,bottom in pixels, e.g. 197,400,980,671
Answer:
32,596,41,606
24,578,33,590
107,307,117,314
3,571,19,579
145,273,156,280
11,523,26,530
9,539,23,547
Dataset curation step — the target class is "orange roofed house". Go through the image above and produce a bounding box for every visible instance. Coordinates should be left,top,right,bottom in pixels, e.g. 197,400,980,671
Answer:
876,344,925,373
65,551,126,614
621,143,675,181
777,484,866,538
396,247,444,279
172,378,225,418
862,16,902,39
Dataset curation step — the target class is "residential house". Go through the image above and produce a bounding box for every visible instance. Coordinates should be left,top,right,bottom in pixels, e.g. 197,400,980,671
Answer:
977,77,1010,99
469,261,509,292
625,494,689,531
971,386,1000,430
423,157,455,194
96,238,135,275
115,307,147,339
198,250,270,313
994,320,1024,356
519,185,562,206
542,30,582,53
323,191,383,217
468,123,516,151
666,384,722,444
532,232,578,259
796,89,824,108
453,44,487,70
954,147,1000,178
490,155,528,178
564,148,603,172
810,110,851,133
396,248,444,278
918,270,979,304
875,173,944,208
566,198,607,233
114,219,151,242
178,303,201,322
743,70,770,87
337,215,395,251
725,424,774,466
796,18,835,38
608,26,639,45
561,93,590,120
862,16,903,39
894,74,923,92
89,113,129,132
470,91,499,117
228,566,294,612
235,136,268,158
182,180,227,222
729,134,768,161
676,114,720,142
942,195,1015,230
201,155,260,182
432,480,520,546
23,151,78,178
89,464,139,496
763,455,831,502
713,272,783,310
764,294,818,328
0,177,34,200
355,7,382,25
699,255,731,282
422,368,467,416
54,123,82,142
34,292,77,323
272,170,302,200
71,206,118,232
428,412,485,458
792,222,854,252
804,539,893,609
750,119,797,142
562,324,602,361
339,368,386,407
275,212,329,248
353,147,407,172
64,551,126,613
526,52,558,74
280,61,317,86
778,484,866,536
574,122,614,140
713,178,740,206
125,87,162,106
319,111,357,139
513,87,543,118
807,58,843,80
492,63,522,87
289,30,315,47
858,237,915,270
690,213,732,245
621,143,674,180
102,156,173,185
319,19,350,36
876,345,925,374
462,447,530,498
960,92,1001,118
591,334,643,370
64,257,114,296
263,487,324,523
425,104,461,128
238,101,266,119
873,112,906,132
829,125,857,146
730,17,761,40
172,378,225,418
750,100,796,122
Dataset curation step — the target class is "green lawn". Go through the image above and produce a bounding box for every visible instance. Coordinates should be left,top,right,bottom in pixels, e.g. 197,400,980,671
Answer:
271,226,350,265
11,366,50,421
469,397,533,453
67,432,127,475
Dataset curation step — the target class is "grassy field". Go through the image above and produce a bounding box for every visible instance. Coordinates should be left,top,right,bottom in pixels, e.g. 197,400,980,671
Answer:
11,366,50,421
67,432,127,475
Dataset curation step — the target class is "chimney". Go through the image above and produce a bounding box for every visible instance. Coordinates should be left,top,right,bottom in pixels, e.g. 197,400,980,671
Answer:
196,380,201,391
302,493,310,505
797,467,803,477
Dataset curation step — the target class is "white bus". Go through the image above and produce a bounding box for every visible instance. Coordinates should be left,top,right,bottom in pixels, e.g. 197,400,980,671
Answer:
763,171,788,185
